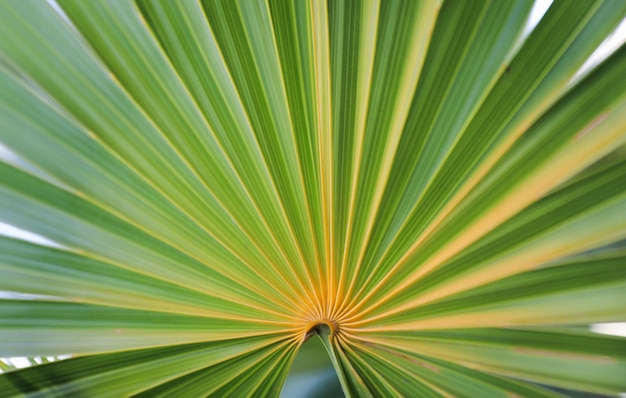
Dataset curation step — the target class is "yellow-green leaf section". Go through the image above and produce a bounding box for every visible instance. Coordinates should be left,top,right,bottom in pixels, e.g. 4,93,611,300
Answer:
0,0,625,397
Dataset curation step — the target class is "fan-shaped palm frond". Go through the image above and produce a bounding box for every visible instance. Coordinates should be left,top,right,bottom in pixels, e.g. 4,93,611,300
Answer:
1,0,625,396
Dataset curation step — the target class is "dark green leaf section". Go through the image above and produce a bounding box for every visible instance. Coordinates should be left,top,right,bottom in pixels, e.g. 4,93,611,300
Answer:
198,0,320,272
371,157,626,315
337,0,441,297
354,0,533,283
0,162,293,313
0,237,273,320
358,37,626,310
133,342,297,397
362,328,626,395
340,347,442,398
361,251,626,332
328,0,368,270
406,251,626,321
0,300,287,357
386,328,626,361
0,337,295,398
58,0,313,304
0,0,309,309
354,345,562,398
350,0,626,304
136,0,319,294
265,0,325,270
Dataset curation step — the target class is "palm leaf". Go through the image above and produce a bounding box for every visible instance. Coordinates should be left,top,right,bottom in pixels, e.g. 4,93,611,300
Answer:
1,0,625,396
